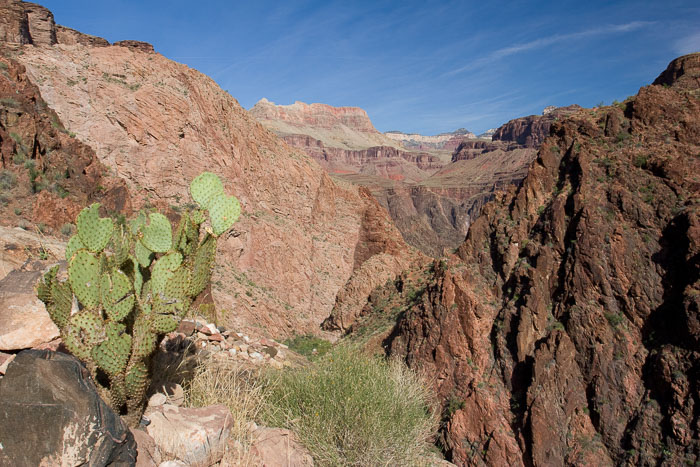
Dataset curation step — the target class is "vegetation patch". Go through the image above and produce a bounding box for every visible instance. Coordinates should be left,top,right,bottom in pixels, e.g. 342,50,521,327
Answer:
284,334,332,360
261,346,439,466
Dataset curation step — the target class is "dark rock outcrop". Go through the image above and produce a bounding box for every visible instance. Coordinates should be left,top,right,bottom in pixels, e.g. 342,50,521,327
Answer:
370,54,700,465
492,105,582,148
0,349,137,466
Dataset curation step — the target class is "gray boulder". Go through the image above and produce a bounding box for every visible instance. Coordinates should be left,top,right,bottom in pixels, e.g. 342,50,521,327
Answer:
0,349,136,466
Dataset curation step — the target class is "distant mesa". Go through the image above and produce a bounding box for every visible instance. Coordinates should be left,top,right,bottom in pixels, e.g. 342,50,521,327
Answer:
383,128,478,151
250,98,400,150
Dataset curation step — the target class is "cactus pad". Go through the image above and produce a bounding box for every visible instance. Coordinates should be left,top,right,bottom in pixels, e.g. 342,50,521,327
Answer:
131,315,156,358
191,209,206,225
125,361,148,403
112,226,130,267
190,172,224,209
92,321,131,376
100,270,135,322
209,195,241,236
129,211,147,235
77,203,114,253
63,310,104,360
69,250,101,309
134,240,153,268
36,265,58,304
150,313,180,334
48,279,73,330
66,235,86,261
189,235,216,297
151,252,183,294
140,213,172,253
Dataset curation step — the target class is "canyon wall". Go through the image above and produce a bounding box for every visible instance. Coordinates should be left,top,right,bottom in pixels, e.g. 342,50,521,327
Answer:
372,54,699,465
0,0,421,338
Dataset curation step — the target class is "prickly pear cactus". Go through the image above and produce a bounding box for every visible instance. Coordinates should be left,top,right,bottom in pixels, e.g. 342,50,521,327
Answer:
35,173,240,427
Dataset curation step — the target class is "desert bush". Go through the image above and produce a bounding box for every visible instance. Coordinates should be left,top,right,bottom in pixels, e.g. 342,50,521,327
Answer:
261,346,439,466
0,170,16,190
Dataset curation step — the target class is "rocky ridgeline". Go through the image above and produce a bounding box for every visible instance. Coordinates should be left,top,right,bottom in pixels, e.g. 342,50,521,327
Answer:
364,53,700,465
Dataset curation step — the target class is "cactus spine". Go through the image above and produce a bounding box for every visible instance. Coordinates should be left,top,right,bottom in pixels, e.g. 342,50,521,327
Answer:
36,172,239,427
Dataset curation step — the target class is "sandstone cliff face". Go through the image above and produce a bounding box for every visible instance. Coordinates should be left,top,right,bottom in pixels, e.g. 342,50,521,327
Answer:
250,98,402,150
0,56,129,235
364,54,700,465
384,128,477,151
1,0,419,338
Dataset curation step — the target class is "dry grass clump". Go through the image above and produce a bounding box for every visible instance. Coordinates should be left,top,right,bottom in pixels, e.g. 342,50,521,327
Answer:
260,346,440,466
182,358,264,464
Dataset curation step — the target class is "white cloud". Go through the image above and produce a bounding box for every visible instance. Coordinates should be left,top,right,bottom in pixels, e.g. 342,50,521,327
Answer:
675,31,700,55
446,21,654,77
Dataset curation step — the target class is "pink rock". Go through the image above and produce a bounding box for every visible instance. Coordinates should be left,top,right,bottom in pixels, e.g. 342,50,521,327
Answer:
0,270,60,351
176,321,196,336
250,427,314,467
207,333,224,342
146,404,232,466
0,352,15,375
131,428,160,467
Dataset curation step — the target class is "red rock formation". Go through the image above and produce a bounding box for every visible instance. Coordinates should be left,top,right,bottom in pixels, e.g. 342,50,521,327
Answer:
371,54,700,465
0,56,130,234
251,98,381,136
1,0,418,338
492,105,582,148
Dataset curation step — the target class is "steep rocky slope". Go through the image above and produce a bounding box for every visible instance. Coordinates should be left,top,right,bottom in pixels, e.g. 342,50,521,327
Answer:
350,54,700,465
1,0,421,338
0,55,129,237
493,105,582,148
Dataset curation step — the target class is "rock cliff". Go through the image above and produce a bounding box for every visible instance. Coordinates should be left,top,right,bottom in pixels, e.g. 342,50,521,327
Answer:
250,98,401,150
253,99,545,257
0,56,130,236
0,0,420,338
385,128,478,151
492,105,582,148
353,54,700,465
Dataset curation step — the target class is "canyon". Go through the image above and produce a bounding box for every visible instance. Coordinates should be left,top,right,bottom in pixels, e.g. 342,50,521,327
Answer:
344,53,700,465
252,97,572,256
0,0,422,340
1,1,698,465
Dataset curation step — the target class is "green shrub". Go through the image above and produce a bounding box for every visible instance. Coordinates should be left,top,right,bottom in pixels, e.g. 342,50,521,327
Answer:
261,347,439,465
284,334,332,360
0,170,16,190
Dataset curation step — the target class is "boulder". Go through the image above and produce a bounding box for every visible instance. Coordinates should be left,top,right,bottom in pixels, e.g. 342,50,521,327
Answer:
0,349,136,466
132,428,160,467
0,269,60,350
250,427,314,466
146,403,232,466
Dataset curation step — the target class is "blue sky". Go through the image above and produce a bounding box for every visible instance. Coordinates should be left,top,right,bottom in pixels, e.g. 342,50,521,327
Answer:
40,1,700,134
